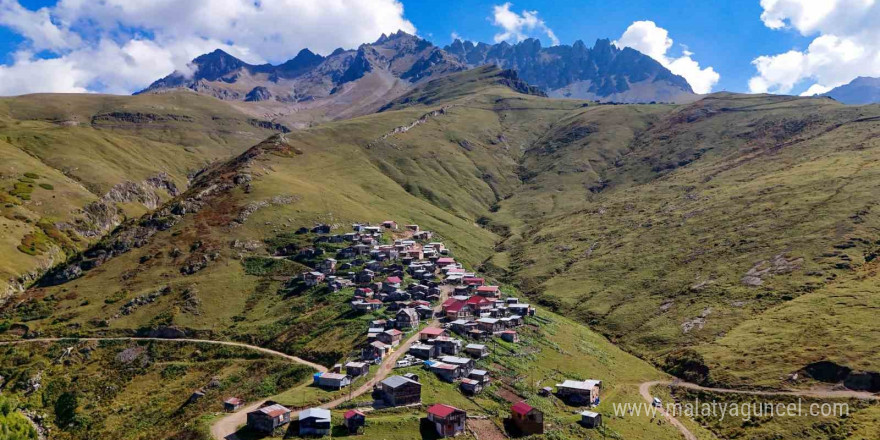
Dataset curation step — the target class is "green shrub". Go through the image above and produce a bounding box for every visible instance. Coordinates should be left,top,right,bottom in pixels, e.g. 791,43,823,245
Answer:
0,395,37,439
38,183,54,190
23,172,39,179
104,290,128,304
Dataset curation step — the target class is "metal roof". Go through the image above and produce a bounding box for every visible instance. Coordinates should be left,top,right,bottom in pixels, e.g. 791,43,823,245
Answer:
381,375,419,388
299,408,331,422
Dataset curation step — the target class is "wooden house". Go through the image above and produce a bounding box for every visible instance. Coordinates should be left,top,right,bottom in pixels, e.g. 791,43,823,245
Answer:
432,336,463,355
396,308,419,329
476,317,503,334
428,361,461,382
247,403,291,433
475,285,500,297
303,271,325,286
439,356,474,375
409,343,439,360
555,379,602,406
345,361,370,378
377,375,422,406
426,404,467,437
580,411,602,428
224,397,243,412
299,408,331,436
510,401,543,435
314,372,351,390
420,327,447,342
344,409,366,434
500,330,519,343
465,343,489,359
362,340,390,362
468,369,490,384
377,329,403,347
459,378,483,395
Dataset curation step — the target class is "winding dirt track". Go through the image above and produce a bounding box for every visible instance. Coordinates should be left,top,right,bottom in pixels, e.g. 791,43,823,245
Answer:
11,300,874,440
0,337,327,372
0,337,327,440
638,380,880,440
213,285,450,440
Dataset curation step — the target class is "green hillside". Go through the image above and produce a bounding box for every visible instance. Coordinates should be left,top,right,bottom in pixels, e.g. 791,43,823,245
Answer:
1,67,879,439
0,92,284,298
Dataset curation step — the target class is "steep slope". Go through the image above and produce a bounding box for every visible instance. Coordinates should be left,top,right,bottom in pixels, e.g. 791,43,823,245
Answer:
5,68,880,405
0,92,285,300
820,76,880,105
139,32,698,131
494,94,880,390
444,38,697,103
3,69,576,363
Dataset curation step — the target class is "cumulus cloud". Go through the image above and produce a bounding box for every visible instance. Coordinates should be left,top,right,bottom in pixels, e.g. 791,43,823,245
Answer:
491,3,559,46
749,0,880,94
0,0,416,95
615,20,720,94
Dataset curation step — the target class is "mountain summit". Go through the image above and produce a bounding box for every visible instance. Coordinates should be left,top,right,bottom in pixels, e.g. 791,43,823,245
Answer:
820,76,880,105
443,37,695,103
138,31,696,126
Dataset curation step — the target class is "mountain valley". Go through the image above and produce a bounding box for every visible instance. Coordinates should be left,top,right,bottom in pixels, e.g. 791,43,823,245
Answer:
1,46,879,440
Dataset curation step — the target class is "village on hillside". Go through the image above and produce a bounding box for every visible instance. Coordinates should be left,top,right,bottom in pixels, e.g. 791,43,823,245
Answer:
224,221,607,439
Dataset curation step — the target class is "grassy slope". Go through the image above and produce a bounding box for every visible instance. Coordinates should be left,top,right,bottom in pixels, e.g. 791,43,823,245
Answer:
233,307,706,440
2,69,578,353
495,94,880,388
0,92,281,295
2,70,880,438
0,340,314,440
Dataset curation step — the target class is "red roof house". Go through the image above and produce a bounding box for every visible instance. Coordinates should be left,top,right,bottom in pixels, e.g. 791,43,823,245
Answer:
510,401,543,435
427,404,467,437
463,277,485,286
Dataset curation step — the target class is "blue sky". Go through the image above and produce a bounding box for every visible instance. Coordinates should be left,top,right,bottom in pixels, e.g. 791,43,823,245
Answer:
0,0,876,96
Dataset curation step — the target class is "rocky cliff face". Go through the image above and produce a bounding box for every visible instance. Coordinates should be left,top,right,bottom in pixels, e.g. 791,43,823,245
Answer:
139,31,693,107
444,37,695,103
138,31,466,105
39,136,293,287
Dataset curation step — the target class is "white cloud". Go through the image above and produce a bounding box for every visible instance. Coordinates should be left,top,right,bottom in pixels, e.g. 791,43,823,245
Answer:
800,83,832,96
491,3,559,46
749,0,880,94
0,0,416,95
0,0,80,51
615,20,720,94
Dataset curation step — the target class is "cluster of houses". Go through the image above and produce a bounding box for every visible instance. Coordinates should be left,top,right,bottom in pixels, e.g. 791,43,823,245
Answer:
239,376,602,437
234,221,604,437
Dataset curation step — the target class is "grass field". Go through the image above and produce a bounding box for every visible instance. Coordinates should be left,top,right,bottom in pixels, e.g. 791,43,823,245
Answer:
0,92,283,296
2,69,880,439
0,339,316,440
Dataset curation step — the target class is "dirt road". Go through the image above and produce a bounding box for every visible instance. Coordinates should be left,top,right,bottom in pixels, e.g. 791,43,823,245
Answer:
212,285,451,439
322,285,450,409
638,380,880,440
0,337,327,372
0,336,329,440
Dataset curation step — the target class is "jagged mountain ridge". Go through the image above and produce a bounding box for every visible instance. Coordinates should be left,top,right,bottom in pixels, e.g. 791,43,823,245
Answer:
139,31,466,103
138,31,697,124
444,37,696,103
